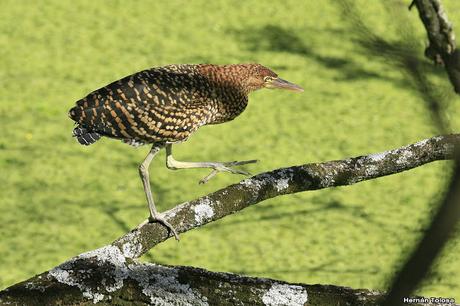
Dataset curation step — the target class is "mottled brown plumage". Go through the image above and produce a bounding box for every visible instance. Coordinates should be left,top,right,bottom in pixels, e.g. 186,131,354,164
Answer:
68,63,303,240
69,64,294,146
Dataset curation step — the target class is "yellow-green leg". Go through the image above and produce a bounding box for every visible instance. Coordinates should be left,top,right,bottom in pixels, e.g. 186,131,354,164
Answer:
139,145,179,240
165,144,257,184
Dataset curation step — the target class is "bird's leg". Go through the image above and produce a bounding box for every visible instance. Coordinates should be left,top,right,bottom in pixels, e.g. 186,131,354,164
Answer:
165,144,258,184
139,144,179,240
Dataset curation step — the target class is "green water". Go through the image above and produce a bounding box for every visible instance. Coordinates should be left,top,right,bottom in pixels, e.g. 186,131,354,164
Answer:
1,0,459,300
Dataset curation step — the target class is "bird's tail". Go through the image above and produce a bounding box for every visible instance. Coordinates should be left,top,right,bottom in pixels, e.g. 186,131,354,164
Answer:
72,125,101,146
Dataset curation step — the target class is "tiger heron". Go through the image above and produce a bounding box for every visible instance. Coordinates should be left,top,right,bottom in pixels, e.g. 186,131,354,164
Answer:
69,64,303,240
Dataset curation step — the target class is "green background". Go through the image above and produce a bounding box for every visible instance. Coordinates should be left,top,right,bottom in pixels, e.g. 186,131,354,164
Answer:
1,0,459,300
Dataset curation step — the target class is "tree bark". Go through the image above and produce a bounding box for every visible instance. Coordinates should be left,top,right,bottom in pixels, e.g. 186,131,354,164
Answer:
410,0,460,93
1,256,454,306
1,134,460,305
112,134,460,259
0,255,385,306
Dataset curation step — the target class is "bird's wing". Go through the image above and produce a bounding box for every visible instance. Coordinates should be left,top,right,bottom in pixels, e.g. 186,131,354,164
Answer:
69,69,210,143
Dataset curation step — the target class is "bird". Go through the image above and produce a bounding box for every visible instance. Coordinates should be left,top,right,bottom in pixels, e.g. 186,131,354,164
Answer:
68,63,303,240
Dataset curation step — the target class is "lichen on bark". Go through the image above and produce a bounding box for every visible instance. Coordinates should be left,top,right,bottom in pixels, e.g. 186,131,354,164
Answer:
1,134,459,305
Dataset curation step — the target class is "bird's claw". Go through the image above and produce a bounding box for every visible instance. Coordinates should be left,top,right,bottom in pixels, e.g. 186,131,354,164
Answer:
148,215,180,241
199,159,258,184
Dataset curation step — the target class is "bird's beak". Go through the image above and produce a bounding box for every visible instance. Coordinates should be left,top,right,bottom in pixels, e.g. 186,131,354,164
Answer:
266,77,304,92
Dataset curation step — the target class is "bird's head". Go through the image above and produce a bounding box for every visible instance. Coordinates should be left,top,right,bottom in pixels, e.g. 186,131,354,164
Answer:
240,64,304,93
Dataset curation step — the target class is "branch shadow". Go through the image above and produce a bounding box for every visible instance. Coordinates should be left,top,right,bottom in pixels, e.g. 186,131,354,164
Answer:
230,25,396,83
208,196,413,239
337,0,454,131
233,258,380,276
229,23,446,89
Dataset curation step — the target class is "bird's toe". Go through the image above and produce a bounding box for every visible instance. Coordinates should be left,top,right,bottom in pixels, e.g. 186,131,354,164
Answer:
148,215,180,241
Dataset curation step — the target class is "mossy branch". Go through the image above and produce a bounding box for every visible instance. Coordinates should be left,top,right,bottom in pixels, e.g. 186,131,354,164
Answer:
0,254,444,306
112,134,460,259
0,256,386,306
410,0,460,93
1,134,459,305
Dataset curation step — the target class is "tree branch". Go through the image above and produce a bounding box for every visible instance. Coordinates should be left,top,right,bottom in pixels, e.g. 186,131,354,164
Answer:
410,0,460,93
1,249,455,305
0,256,386,306
1,256,450,306
410,0,456,56
1,134,459,305
112,134,460,259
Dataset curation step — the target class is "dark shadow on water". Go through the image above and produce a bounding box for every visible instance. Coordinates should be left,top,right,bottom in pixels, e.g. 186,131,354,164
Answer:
230,24,446,87
232,258,380,275
205,200,339,229
231,25,396,82
207,197,414,239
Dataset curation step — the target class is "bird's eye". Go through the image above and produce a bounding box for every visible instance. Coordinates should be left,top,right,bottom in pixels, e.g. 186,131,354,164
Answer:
264,76,273,82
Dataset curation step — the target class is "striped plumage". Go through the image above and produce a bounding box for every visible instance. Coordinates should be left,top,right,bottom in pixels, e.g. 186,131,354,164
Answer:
68,63,303,240
69,64,283,146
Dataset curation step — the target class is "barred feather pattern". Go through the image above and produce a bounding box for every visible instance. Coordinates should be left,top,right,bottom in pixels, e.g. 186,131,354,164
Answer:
68,64,276,146
72,126,101,146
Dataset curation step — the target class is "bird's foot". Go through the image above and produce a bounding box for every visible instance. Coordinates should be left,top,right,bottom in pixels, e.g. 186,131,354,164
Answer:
148,214,180,241
199,159,258,184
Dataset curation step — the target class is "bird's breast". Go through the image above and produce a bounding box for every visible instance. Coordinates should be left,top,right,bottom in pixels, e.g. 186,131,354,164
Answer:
204,95,248,125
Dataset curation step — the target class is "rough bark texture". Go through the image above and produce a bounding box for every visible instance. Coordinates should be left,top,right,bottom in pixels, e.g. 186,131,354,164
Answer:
0,248,381,306
0,251,451,306
411,0,460,92
1,134,460,306
112,134,460,259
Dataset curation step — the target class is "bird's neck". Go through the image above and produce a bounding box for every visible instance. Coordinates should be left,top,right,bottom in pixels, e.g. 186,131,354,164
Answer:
196,64,252,95
195,65,250,124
